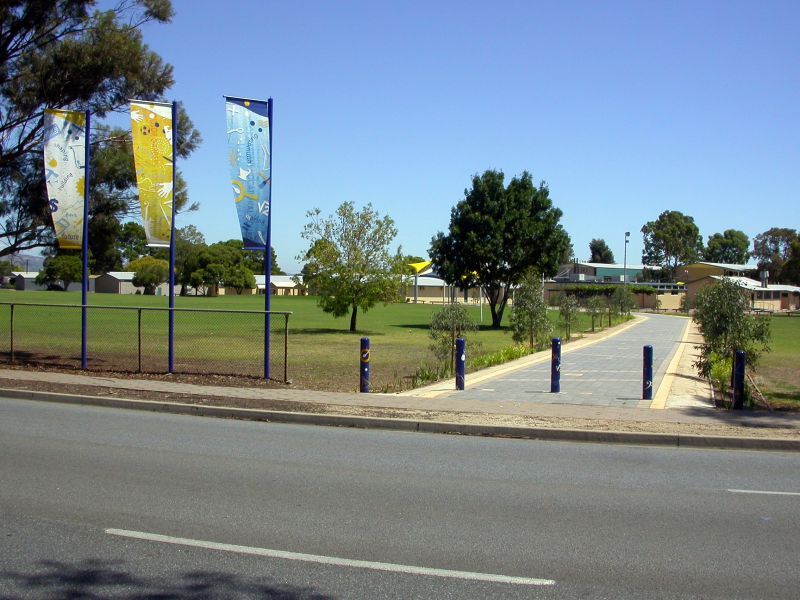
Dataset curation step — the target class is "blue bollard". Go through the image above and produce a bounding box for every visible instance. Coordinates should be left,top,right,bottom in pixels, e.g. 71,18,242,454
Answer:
643,345,654,400
360,337,370,393
455,338,466,390
550,338,561,393
732,350,746,409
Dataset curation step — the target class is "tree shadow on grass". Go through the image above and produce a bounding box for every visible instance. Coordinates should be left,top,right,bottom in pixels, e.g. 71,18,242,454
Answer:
0,558,333,599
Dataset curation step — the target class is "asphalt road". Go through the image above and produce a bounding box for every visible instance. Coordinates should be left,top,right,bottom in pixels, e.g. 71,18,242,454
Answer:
1,397,799,599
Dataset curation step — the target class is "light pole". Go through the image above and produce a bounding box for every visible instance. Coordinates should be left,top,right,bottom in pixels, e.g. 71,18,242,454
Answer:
623,231,630,285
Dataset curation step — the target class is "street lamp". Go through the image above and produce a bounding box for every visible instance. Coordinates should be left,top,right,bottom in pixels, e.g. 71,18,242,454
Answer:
623,231,630,285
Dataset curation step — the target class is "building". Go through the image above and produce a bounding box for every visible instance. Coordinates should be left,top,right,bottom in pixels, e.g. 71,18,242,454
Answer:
681,263,800,311
542,280,685,311
95,272,168,295
12,272,95,292
12,272,46,291
681,262,756,306
252,275,306,296
705,276,799,312
556,261,657,283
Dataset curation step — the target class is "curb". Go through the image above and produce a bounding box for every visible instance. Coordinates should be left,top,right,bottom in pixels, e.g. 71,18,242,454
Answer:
3,388,799,452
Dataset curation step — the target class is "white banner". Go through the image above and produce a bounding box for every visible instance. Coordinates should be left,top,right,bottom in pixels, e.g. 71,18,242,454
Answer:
43,109,86,249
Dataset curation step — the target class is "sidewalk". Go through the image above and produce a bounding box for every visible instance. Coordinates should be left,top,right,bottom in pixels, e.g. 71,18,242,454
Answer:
0,315,798,448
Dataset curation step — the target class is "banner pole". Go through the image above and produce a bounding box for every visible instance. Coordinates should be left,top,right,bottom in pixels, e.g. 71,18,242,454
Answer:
264,97,273,380
168,101,177,373
81,110,91,370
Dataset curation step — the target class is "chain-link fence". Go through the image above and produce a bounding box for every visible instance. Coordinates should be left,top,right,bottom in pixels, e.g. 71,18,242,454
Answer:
0,302,291,382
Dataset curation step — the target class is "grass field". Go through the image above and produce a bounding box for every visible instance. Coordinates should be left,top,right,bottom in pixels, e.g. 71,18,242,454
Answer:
0,290,625,392
752,316,800,409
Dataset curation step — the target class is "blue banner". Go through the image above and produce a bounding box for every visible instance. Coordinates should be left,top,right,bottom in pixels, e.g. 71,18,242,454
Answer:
225,97,271,249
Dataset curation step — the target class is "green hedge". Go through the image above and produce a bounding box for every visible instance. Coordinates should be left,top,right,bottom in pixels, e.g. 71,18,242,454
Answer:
557,284,655,298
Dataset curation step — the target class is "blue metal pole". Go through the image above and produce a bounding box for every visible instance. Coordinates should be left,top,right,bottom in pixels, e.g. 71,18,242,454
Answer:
733,350,746,409
550,338,561,393
168,101,177,373
643,344,654,400
360,337,370,392
264,97,273,380
455,337,466,390
81,110,90,370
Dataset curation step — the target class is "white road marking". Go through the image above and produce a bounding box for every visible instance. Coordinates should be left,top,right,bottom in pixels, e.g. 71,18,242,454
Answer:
105,528,555,586
728,489,800,497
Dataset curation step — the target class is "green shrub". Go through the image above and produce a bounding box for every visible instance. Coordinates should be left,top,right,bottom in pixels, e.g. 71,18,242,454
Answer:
708,353,732,397
429,303,478,374
471,344,534,370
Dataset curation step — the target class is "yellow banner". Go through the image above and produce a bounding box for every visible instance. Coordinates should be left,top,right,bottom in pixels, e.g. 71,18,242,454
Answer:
43,109,86,249
130,101,173,246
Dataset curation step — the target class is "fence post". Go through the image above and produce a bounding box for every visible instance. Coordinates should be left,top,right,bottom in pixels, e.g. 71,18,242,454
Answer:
455,337,466,390
550,337,561,393
284,313,289,384
137,308,142,373
9,303,14,364
643,345,654,400
360,337,370,393
732,350,746,409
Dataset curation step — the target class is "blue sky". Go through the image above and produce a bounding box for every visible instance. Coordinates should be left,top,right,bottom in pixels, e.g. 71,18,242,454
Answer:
135,0,798,273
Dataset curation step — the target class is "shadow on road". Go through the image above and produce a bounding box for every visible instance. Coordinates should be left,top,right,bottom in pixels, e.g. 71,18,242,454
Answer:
1,558,333,599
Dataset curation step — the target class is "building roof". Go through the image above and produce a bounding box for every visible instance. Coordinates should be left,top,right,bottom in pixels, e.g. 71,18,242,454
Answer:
416,276,446,287
254,275,304,289
710,275,800,292
11,272,40,278
687,262,756,271
576,262,659,271
103,271,136,281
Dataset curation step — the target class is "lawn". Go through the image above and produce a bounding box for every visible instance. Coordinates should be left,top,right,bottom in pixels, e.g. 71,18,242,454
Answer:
752,316,800,409
0,290,625,392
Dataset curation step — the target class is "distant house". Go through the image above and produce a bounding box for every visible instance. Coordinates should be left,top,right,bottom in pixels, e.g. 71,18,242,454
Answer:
252,275,306,296
95,271,168,295
556,262,657,283
680,263,800,311
697,275,799,312
12,272,46,291
12,271,94,292
681,262,757,305
402,274,482,304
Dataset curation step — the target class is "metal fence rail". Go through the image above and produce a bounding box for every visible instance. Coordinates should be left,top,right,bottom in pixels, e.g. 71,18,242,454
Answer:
0,302,291,382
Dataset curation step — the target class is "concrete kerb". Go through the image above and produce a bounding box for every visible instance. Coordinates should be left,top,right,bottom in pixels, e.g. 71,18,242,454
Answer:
4,387,798,452
650,317,691,410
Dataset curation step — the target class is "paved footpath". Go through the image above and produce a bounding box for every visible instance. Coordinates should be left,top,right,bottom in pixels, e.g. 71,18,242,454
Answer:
432,313,686,408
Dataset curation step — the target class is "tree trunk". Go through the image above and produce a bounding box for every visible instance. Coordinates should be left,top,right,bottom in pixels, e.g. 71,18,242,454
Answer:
350,303,358,332
489,302,501,328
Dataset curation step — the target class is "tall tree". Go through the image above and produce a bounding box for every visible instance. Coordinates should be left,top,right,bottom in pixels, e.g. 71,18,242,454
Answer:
510,269,552,349
298,202,403,332
34,253,82,290
703,229,750,264
429,170,570,328
217,240,283,276
779,238,800,286
130,256,168,295
752,228,798,282
641,210,702,281
692,278,771,378
589,238,615,263
0,1,201,260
